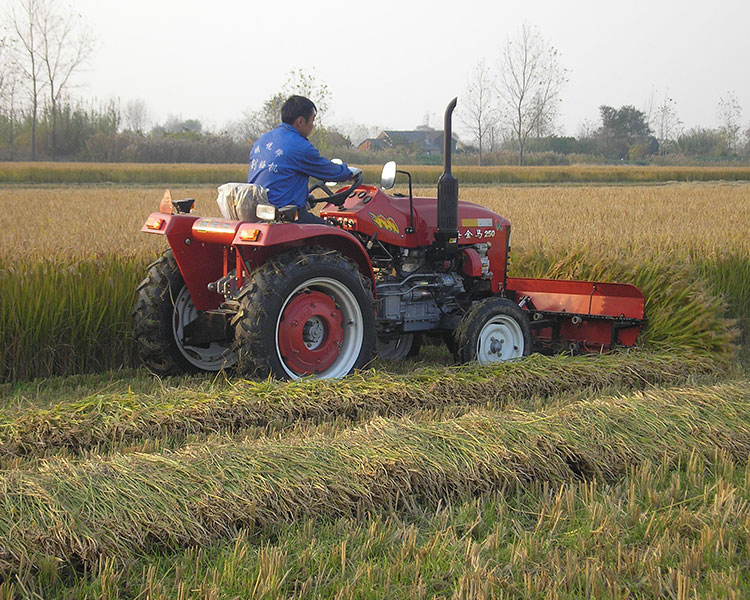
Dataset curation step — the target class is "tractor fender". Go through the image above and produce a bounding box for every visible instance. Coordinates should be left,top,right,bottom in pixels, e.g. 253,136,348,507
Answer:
233,223,376,294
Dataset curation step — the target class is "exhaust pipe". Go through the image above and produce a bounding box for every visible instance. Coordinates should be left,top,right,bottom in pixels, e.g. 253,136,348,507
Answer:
436,97,458,251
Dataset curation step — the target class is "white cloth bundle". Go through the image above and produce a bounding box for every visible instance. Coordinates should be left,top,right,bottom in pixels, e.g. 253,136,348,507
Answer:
216,183,268,222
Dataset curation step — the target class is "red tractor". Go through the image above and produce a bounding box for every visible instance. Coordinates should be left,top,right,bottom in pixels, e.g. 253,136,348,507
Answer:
134,99,646,379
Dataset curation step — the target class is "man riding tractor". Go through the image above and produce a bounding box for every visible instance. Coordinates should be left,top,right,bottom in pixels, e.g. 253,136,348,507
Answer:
244,95,362,224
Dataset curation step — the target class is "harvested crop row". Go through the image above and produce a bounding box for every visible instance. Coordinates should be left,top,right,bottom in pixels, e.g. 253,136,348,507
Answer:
24,457,748,599
0,380,747,579
0,350,724,460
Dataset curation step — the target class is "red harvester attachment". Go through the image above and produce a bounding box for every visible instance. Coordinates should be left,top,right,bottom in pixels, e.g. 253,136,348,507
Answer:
507,277,645,353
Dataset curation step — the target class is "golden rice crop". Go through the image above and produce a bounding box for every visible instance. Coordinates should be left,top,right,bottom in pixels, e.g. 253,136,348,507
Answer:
0,186,219,262
0,248,739,383
2,183,748,262
457,182,750,258
0,380,747,580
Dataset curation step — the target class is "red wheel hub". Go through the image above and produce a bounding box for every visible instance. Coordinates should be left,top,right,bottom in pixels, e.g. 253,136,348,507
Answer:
277,290,344,375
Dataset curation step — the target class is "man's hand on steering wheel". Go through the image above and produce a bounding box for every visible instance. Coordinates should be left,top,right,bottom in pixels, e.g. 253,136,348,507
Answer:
307,167,364,208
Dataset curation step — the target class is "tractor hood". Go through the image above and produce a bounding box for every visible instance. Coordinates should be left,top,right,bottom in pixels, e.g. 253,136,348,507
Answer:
321,185,509,249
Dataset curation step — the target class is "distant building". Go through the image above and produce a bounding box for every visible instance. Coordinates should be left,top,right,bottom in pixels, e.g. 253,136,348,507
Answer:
357,137,390,152
357,128,458,156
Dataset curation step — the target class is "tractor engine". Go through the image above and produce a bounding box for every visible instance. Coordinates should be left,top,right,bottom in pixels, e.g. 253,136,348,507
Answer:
376,263,465,335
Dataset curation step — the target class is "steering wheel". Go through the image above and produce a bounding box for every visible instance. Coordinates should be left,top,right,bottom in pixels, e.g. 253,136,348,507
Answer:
307,170,364,208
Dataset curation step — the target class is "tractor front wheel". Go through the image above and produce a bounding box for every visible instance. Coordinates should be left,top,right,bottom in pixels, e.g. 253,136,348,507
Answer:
132,250,237,375
454,297,531,365
233,248,376,379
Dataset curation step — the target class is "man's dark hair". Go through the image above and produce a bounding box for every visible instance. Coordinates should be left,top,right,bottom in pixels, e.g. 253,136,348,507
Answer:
281,95,317,125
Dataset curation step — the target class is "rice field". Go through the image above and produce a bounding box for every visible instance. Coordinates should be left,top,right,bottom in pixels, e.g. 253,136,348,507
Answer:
2,181,750,261
0,172,749,597
1,181,748,381
2,162,750,185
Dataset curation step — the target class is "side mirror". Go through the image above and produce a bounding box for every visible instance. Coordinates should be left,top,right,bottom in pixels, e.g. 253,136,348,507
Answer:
380,161,397,190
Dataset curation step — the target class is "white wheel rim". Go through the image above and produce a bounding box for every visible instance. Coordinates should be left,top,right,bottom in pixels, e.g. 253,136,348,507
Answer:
276,277,364,379
172,286,237,370
476,315,525,365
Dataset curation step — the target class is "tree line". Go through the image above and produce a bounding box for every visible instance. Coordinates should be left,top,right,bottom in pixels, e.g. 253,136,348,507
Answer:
461,24,749,165
1,5,748,165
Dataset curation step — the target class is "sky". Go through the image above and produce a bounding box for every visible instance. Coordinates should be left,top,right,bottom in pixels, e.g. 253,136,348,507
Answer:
67,0,750,141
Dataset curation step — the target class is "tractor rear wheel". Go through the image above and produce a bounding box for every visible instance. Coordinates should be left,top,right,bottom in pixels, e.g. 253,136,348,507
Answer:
132,250,237,375
233,248,376,379
454,297,531,365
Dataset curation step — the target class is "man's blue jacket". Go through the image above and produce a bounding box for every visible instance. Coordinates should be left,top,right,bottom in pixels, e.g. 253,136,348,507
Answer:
247,123,352,208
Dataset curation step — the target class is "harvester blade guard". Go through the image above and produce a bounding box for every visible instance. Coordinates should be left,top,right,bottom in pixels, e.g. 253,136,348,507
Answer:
507,277,646,353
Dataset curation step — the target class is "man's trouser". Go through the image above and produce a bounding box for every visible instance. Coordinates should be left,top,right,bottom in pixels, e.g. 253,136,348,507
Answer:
296,204,327,225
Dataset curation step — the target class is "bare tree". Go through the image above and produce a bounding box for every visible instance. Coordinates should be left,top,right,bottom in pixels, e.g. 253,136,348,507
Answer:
236,69,334,147
717,91,742,154
123,98,151,133
461,60,496,165
282,68,332,123
653,92,682,155
486,123,497,154
0,33,23,157
530,91,559,139
10,0,93,159
240,92,285,141
37,0,93,157
577,118,597,140
10,0,46,159
0,34,10,96
233,68,335,149
497,24,567,165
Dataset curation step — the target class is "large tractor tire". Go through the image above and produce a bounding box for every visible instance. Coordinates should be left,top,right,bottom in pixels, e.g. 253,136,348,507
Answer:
132,250,237,375
454,297,531,365
233,248,377,380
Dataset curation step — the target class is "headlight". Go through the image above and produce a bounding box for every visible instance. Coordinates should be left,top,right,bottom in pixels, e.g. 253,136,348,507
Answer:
256,204,277,221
